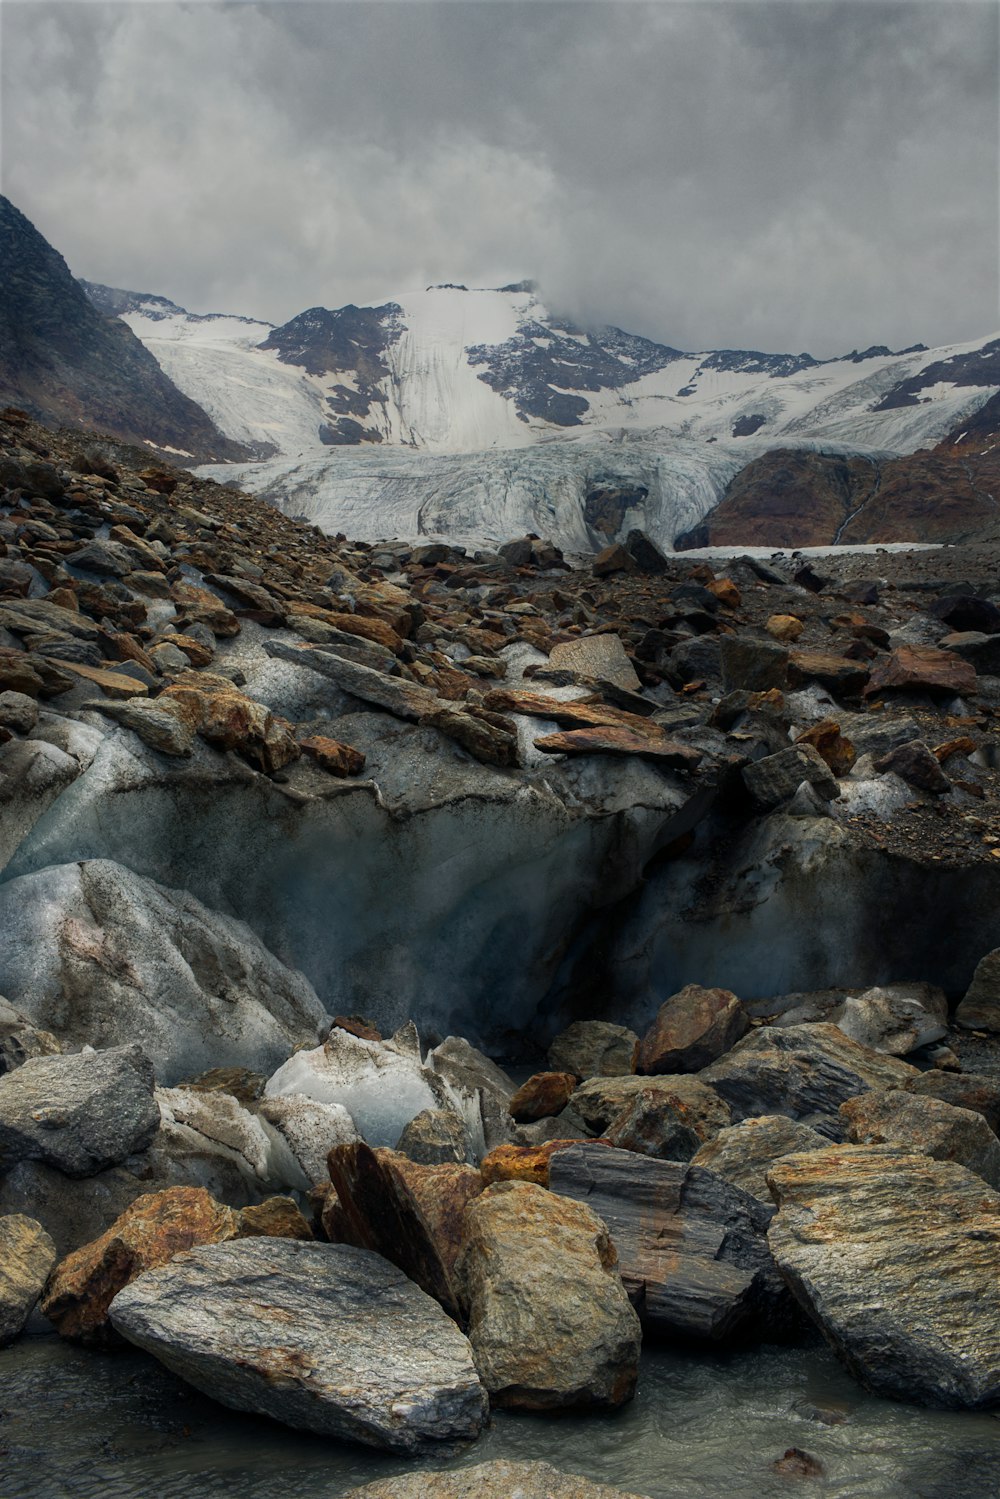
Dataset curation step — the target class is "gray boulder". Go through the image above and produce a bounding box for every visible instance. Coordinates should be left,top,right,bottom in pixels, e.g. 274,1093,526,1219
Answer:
840,1089,1000,1189
767,1146,1000,1407
832,983,948,1056
547,1021,638,1079
0,860,328,1081
690,1115,828,1202
742,745,839,810
956,949,1000,1031
396,1109,474,1166
0,1213,57,1346
110,1239,487,1450
699,1023,917,1138
0,1045,158,1177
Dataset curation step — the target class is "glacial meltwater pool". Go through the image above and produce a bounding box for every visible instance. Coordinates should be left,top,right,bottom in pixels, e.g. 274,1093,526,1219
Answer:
4,1329,1000,1499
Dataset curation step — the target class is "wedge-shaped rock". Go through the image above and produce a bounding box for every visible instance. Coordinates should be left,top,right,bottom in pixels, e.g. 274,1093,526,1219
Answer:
549,635,641,692
699,1023,917,1138
548,1142,793,1341
327,1142,483,1319
0,1213,56,1346
956,948,1000,1031
483,688,656,734
0,1045,158,1177
533,725,701,766
343,1458,649,1499
840,1090,1000,1189
457,1180,640,1409
767,1146,1000,1407
691,1116,828,1202
864,645,976,699
109,1239,487,1450
264,639,438,721
906,1071,1000,1135
0,860,328,1082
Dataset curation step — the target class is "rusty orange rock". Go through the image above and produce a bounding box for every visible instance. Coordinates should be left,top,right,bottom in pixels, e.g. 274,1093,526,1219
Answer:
508,1072,578,1123
300,735,366,777
480,1140,593,1188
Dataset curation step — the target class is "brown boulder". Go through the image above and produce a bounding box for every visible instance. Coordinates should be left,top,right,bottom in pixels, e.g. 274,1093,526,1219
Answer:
787,651,869,696
508,1072,579,1123
480,1140,589,1188
635,984,749,1074
299,735,366,777
766,614,804,642
794,719,856,776
533,725,701,766
864,645,977,699
604,1083,731,1161
236,1196,314,1240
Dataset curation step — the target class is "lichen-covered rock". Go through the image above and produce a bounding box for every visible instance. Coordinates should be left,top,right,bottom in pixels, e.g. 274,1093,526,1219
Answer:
547,1022,638,1080
767,1146,1000,1407
635,984,749,1074
0,1045,158,1177
840,1090,1000,1189
905,1071,1000,1135
690,1115,828,1202
0,1213,56,1346
109,1239,488,1450
457,1180,640,1410
699,1023,917,1138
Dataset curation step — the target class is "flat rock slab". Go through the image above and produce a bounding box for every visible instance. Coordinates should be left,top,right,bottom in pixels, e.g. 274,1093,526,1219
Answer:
109,1239,487,1451
864,645,976,699
0,1044,158,1177
549,635,641,692
533,725,701,766
548,1142,792,1342
767,1146,1000,1407
264,639,438,722
343,1459,650,1499
840,1089,1000,1190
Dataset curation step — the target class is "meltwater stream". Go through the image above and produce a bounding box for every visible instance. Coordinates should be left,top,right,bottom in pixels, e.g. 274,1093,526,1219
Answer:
5,1331,1000,1499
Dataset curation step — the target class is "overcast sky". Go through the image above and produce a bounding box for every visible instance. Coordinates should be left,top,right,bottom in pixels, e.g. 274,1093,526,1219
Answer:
2,1,997,356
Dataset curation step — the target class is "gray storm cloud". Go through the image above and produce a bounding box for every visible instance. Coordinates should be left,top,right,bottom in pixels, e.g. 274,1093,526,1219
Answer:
1,0,996,356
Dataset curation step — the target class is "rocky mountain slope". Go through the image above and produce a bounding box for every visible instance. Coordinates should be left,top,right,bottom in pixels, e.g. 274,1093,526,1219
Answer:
0,199,252,465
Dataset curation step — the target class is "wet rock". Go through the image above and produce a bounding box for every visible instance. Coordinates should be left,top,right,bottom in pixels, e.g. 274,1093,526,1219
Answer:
0,1213,56,1346
457,1180,640,1410
956,948,1000,1031
0,860,328,1082
548,635,641,693
840,1090,1000,1188
742,744,839,810
342,1458,649,1499
547,1022,638,1080
635,984,749,1074
0,1045,158,1177
549,1143,792,1341
110,1239,488,1450
690,1116,828,1202
874,738,951,794
40,1185,243,1342
906,1070,1000,1135
772,1449,824,1479
396,1108,475,1166
864,645,977,700
832,983,948,1056
327,1142,483,1318
699,1023,917,1138
508,1072,578,1123
767,1146,1000,1407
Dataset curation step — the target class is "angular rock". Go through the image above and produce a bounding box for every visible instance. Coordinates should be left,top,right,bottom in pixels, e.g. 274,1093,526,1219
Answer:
0,860,328,1082
874,738,951,794
864,645,976,699
720,636,788,693
624,529,669,575
236,1195,313,1240
40,1185,243,1341
533,724,701,766
0,690,38,734
794,719,856,776
765,614,804,642
0,1045,158,1177
906,1070,1000,1135
424,707,519,768
428,1036,516,1152
396,1108,475,1166
592,543,635,578
572,1073,726,1136
956,948,1000,1031
327,1142,483,1318
767,1146,1000,1407
635,984,749,1074
0,995,60,1074
832,983,948,1056
549,635,641,693
298,734,366,777
457,1180,640,1409
259,1093,362,1183
840,1089,1000,1189
549,1143,792,1341
480,1140,588,1188
87,696,196,757
742,744,839,809
264,639,438,721
49,658,150,698
690,1115,828,1202
787,651,869,697
699,1023,917,1138
342,1459,649,1499
0,1213,56,1346
547,1022,638,1080
110,1239,487,1450
508,1072,578,1123
604,1084,731,1161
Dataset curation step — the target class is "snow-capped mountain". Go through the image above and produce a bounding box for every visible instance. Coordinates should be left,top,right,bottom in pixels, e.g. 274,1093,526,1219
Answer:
82,277,1000,550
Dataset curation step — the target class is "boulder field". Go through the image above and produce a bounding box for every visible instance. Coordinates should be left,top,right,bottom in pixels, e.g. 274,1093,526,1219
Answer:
5,408,1000,1458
